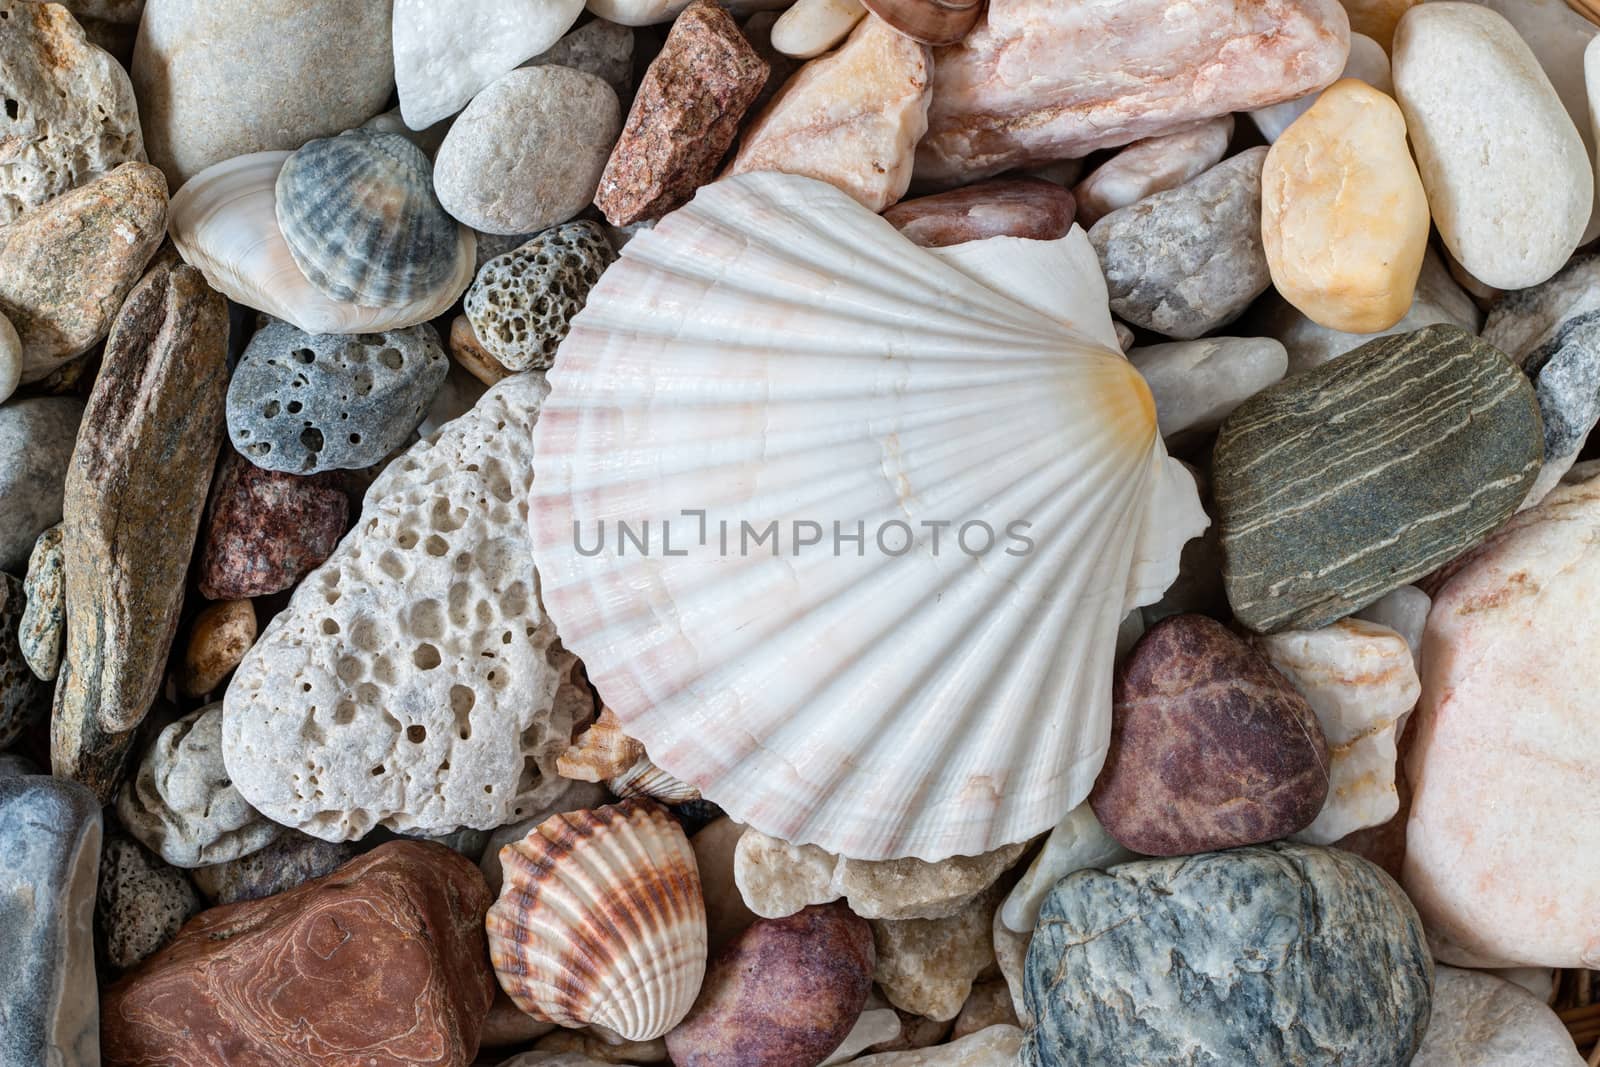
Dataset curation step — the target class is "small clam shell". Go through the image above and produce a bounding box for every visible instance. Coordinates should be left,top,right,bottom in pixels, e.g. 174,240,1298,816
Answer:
276,130,464,307
608,761,701,805
487,799,707,1041
861,0,983,45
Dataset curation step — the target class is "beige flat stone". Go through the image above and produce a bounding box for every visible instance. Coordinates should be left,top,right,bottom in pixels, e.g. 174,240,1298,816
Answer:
726,15,929,211
1262,79,1430,333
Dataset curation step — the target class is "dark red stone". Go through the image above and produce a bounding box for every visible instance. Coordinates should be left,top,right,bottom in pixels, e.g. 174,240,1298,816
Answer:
1089,614,1330,857
101,841,495,1067
881,178,1077,247
196,450,348,599
666,902,875,1067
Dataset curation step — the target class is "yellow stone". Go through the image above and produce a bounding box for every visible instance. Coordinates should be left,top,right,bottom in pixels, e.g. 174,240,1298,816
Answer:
1261,79,1430,334
1341,0,1422,50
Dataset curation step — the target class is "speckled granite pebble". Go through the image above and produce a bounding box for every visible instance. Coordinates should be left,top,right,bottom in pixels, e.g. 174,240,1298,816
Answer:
1215,324,1543,632
19,523,64,681
1021,843,1432,1067
226,319,448,474
1089,149,1271,340
464,221,617,372
96,833,200,972
196,451,349,599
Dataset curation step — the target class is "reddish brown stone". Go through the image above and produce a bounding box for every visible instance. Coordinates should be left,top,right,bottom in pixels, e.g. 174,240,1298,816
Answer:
1089,614,1330,857
666,902,875,1067
197,450,349,600
881,178,1077,247
595,0,769,227
101,841,495,1067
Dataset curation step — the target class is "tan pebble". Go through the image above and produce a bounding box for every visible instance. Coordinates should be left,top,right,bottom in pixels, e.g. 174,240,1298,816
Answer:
950,980,1020,1041
871,883,1002,1022
1341,0,1422,50
1262,79,1430,333
725,15,931,212
180,599,256,697
771,0,867,58
448,315,512,385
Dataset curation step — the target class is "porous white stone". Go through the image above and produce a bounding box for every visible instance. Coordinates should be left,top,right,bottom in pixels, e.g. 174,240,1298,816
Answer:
999,801,1135,933
1130,337,1289,441
1393,2,1592,289
393,0,587,130
223,373,582,841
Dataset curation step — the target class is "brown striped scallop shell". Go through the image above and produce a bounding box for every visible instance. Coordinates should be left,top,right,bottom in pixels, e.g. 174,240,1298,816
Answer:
486,800,707,1041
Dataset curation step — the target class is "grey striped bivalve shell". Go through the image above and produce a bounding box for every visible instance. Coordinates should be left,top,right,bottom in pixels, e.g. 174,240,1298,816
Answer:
486,799,708,1041
274,130,468,307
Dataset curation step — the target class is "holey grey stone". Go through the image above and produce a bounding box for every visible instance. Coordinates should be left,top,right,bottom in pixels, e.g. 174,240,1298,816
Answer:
463,220,617,372
1021,843,1433,1067
227,320,449,474
1215,324,1543,633
1088,147,1271,341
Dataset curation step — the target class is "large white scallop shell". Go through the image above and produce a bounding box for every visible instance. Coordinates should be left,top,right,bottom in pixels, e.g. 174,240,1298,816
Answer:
528,172,1208,862
170,152,475,336
487,800,707,1041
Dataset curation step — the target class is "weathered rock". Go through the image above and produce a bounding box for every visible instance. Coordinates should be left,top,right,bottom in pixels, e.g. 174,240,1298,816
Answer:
666,903,875,1067
1392,2,1591,289
102,841,496,1067
1071,117,1234,228
0,775,101,1067
1249,32,1392,142
227,319,448,475
196,451,349,599
0,0,145,225
117,703,282,869
1130,337,1288,442
1245,246,1481,377
873,884,1001,1021
999,801,1134,933
1215,324,1544,632
0,162,168,383
1413,965,1586,1066
178,599,256,697
596,0,768,227
1404,472,1600,967
0,398,82,573
693,817,759,955
916,0,1349,185
1262,79,1429,333
951,984,1018,1042
133,0,395,186
1089,148,1272,340
853,1026,1023,1067
435,66,621,235
1,571,48,748
464,222,617,373
53,260,229,802
19,523,65,681
1256,619,1419,845
726,15,931,212
881,178,1076,248
1089,614,1329,856
735,826,1029,920
527,19,636,98
190,829,359,906
1022,844,1432,1067
96,832,199,972
1484,256,1600,506
223,374,581,841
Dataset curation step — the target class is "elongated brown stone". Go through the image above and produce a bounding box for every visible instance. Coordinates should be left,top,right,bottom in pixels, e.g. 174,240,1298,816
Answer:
1214,324,1543,633
101,841,496,1067
881,178,1076,248
52,260,229,801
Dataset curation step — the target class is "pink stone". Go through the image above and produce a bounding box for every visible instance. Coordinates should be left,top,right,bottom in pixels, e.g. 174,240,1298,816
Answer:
1403,473,1600,967
880,178,1075,247
915,0,1350,185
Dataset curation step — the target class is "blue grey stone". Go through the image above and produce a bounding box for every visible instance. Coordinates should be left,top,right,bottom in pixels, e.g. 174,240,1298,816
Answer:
0,775,102,1066
226,319,448,474
0,396,83,572
1021,842,1432,1067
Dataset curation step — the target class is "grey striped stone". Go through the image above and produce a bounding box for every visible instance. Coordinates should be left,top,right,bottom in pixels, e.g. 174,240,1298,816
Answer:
1215,323,1542,633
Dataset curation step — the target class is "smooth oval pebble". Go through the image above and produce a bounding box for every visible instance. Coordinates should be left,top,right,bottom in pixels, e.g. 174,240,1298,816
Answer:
1393,2,1592,289
771,0,867,57
881,179,1077,248
1214,323,1543,633
1089,614,1330,856
1262,79,1430,333
666,902,875,1067
0,311,20,404
1071,116,1233,228
179,599,256,697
